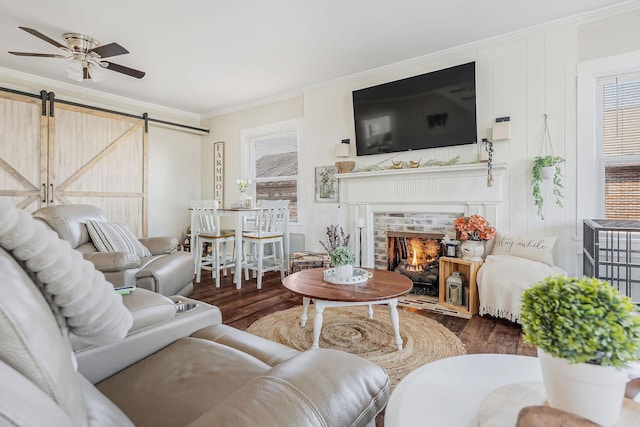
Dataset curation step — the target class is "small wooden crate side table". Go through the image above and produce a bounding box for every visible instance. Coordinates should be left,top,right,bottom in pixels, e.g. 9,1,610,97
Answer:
439,256,483,317
288,251,330,274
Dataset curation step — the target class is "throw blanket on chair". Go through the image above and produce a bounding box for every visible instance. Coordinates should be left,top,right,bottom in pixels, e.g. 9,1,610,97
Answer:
477,254,566,324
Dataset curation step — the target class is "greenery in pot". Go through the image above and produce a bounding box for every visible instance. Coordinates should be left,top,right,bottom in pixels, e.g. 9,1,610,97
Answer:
330,246,356,267
521,275,640,368
532,155,564,220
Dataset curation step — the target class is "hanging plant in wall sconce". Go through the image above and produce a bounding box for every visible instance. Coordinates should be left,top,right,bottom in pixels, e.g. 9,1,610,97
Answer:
532,114,564,219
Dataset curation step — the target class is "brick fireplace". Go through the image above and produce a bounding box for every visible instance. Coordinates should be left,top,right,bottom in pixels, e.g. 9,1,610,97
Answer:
336,163,507,270
386,229,448,295
375,214,456,270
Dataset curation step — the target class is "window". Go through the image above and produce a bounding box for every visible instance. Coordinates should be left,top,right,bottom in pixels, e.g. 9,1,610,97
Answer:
595,72,640,220
243,120,300,221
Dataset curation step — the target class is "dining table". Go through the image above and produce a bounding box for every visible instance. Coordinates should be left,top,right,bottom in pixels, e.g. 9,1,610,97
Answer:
216,207,290,289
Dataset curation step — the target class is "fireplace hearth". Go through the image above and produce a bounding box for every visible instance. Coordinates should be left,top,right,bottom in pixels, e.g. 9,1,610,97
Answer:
387,231,445,296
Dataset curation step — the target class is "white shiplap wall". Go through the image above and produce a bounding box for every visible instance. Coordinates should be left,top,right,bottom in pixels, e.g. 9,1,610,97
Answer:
302,25,580,274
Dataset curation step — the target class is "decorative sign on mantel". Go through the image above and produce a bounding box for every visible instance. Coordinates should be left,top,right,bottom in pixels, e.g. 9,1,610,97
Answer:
213,141,224,207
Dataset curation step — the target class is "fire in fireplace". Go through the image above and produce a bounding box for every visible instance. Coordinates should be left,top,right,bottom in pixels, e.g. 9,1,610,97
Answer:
387,231,445,296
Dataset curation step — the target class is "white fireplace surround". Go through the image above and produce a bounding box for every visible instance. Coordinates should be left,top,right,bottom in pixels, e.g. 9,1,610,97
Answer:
337,163,508,268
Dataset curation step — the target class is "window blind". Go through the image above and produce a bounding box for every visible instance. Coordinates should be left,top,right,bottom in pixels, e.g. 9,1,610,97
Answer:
596,71,640,219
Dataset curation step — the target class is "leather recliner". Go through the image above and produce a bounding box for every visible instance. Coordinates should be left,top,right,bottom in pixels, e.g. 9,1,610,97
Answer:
0,200,390,426
33,204,194,296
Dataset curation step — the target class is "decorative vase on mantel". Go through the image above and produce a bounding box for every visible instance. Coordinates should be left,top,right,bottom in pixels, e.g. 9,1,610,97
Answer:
460,240,484,261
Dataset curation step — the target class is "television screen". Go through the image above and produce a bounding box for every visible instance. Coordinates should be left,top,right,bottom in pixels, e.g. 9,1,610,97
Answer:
352,62,477,156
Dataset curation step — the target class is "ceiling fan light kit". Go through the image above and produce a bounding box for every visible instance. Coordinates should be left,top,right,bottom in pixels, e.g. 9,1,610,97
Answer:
65,58,84,82
9,26,145,82
88,62,104,82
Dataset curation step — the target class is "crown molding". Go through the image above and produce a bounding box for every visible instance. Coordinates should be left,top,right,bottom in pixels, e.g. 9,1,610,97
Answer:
300,1,640,93
0,67,200,122
200,89,303,119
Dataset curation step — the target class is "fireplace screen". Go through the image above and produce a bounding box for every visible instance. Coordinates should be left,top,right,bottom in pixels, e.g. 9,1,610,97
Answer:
387,231,444,296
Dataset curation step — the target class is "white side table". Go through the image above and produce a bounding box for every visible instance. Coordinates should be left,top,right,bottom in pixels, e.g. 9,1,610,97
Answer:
384,354,542,427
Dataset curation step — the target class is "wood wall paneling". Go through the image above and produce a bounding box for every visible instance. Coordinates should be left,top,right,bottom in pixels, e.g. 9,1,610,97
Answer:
507,39,529,233
0,92,46,211
0,91,148,236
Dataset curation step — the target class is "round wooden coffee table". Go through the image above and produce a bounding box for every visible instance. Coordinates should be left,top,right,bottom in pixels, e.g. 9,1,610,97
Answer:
282,268,413,350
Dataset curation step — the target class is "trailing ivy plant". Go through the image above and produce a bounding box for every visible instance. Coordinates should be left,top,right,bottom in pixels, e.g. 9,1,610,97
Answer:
532,155,564,219
329,246,356,267
521,275,640,368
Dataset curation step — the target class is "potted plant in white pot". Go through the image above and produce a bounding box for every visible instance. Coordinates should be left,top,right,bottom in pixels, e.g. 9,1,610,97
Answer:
330,246,356,278
531,155,564,220
521,275,640,426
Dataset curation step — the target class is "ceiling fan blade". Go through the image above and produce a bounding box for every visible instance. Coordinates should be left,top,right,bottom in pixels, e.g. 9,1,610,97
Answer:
103,61,145,79
90,42,129,58
9,51,66,58
19,26,65,49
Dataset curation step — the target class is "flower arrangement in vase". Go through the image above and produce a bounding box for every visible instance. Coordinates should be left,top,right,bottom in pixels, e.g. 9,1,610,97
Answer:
453,214,496,261
319,224,350,254
237,179,251,193
521,275,640,426
237,179,252,207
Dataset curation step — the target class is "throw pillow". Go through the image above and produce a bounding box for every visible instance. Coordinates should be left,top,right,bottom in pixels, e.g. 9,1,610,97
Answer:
86,220,151,258
490,232,557,265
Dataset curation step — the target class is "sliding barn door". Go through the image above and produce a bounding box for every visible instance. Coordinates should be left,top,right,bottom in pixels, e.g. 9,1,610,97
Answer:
0,89,148,236
50,103,148,236
0,91,48,212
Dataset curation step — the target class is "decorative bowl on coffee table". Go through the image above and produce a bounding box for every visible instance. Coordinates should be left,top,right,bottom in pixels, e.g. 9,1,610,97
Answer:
323,267,371,285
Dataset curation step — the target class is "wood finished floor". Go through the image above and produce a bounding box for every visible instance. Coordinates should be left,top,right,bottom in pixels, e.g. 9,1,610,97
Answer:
190,270,534,427
188,270,536,357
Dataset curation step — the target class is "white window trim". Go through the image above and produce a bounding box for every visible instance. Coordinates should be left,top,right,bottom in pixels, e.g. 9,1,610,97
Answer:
240,118,304,228
594,72,640,219
576,50,640,240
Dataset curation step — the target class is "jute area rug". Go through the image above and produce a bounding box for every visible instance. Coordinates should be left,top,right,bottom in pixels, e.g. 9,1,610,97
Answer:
246,305,466,389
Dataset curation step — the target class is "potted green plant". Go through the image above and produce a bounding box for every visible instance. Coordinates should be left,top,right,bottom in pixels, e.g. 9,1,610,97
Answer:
330,246,356,278
532,155,564,219
521,275,640,426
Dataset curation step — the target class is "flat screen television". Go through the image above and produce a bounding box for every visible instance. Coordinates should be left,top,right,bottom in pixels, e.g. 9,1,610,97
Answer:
352,62,477,156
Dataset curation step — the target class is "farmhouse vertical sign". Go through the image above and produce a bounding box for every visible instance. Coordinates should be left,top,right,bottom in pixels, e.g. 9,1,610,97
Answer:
213,141,224,207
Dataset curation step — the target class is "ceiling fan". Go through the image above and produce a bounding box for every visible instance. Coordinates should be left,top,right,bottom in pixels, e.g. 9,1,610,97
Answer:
9,26,145,82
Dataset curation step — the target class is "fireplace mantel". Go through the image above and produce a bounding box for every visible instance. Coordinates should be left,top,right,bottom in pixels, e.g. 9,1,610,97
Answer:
336,162,506,180
336,163,507,205
337,163,508,268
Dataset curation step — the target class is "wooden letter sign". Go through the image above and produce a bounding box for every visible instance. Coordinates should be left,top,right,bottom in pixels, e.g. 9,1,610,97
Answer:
213,141,224,207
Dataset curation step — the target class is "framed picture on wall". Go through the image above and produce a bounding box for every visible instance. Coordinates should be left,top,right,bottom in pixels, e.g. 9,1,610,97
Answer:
213,141,224,207
315,166,339,203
